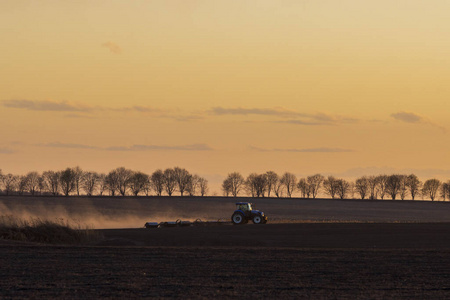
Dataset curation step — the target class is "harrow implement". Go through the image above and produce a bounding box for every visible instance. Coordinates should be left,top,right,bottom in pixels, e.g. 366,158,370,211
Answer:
144,219,231,229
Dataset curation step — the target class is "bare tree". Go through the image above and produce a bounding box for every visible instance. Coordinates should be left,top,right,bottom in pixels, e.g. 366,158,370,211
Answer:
246,173,267,197
150,169,165,196
17,176,27,195
406,174,421,200
307,174,324,199
186,174,200,196
98,174,107,196
163,168,177,196
82,172,100,196
25,171,40,196
355,176,369,200
113,167,134,196
422,179,441,201
441,181,450,201
265,171,278,197
105,169,120,196
223,172,245,197
43,170,60,196
367,176,379,200
198,177,209,196
398,175,408,200
1,174,18,195
323,176,338,199
60,168,76,196
375,175,388,200
273,177,285,198
173,167,192,196
297,178,309,198
72,166,84,196
386,174,403,200
335,179,351,199
281,172,297,198
128,171,149,196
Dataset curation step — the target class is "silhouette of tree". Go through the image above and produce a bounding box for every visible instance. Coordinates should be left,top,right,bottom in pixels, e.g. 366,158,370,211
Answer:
105,169,120,196
72,166,84,196
223,172,244,197
307,174,324,199
25,171,40,195
323,176,338,199
1,173,18,195
17,176,27,195
355,176,369,199
198,177,209,196
281,172,297,198
386,174,403,200
97,174,107,196
406,174,421,200
398,175,408,200
423,179,441,201
265,171,278,197
335,179,351,199
272,176,285,198
60,168,76,196
297,178,309,198
367,176,379,200
82,171,100,196
376,175,388,200
150,169,165,196
186,174,200,196
43,170,60,196
129,171,149,196
163,168,177,196
441,181,450,201
173,167,192,196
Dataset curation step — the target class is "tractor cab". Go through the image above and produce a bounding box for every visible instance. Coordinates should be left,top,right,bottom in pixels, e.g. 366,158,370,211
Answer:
236,202,252,212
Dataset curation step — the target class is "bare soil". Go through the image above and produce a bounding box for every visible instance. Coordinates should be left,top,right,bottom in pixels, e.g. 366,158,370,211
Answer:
2,196,450,298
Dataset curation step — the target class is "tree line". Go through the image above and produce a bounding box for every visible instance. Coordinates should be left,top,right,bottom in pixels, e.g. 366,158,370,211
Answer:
222,172,450,201
0,167,209,197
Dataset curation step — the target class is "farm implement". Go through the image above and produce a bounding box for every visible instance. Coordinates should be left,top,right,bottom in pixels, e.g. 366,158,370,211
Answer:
144,202,268,228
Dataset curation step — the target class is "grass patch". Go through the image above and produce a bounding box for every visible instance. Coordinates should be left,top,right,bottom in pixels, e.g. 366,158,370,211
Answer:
0,215,102,245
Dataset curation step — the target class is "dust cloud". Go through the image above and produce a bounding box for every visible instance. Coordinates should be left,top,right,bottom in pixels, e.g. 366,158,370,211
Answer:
0,197,232,229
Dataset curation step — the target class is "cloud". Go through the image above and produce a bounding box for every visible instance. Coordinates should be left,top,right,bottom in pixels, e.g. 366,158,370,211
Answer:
391,111,447,132
250,146,354,153
102,41,122,54
210,106,308,118
37,142,100,150
105,144,213,151
391,112,423,123
0,148,15,154
210,106,358,126
2,99,92,112
36,142,212,152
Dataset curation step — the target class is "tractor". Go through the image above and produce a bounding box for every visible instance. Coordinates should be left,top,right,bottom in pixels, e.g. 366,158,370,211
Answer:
231,202,268,225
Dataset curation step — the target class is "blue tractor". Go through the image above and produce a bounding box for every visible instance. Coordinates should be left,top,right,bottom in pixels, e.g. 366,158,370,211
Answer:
231,202,268,225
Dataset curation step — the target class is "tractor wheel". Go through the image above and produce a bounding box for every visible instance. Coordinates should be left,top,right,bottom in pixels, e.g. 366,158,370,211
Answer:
252,215,263,224
232,212,245,225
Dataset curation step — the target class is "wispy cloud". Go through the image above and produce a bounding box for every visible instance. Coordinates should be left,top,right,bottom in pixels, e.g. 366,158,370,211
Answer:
36,142,212,152
37,142,100,150
210,106,358,126
250,146,354,153
391,112,422,123
2,99,92,112
391,111,446,132
102,41,122,54
105,144,213,151
0,147,15,154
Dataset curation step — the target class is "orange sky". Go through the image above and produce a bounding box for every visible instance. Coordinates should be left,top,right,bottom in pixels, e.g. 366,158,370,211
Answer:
1,1,450,192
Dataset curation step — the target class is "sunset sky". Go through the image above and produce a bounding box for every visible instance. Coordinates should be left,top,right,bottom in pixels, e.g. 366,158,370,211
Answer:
1,1,450,192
